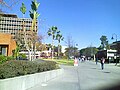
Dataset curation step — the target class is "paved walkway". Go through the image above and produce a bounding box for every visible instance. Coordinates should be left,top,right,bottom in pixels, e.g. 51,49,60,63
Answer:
27,61,120,90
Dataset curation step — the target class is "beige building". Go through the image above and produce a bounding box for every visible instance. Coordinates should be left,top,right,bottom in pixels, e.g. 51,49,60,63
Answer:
0,13,38,39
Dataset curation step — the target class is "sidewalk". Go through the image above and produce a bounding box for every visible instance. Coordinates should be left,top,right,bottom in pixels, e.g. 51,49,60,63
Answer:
27,65,80,90
78,61,120,90
27,61,120,90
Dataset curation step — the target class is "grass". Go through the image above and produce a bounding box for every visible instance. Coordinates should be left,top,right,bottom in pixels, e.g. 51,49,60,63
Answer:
54,59,74,66
43,59,74,66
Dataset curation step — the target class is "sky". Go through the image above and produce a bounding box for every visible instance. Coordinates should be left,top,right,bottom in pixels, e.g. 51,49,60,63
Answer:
1,0,120,49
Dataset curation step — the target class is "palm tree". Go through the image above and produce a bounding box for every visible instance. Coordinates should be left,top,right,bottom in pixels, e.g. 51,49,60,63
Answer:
20,3,26,18
56,30,64,59
20,1,40,61
47,26,58,59
20,2,32,60
29,0,40,60
29,0,40,31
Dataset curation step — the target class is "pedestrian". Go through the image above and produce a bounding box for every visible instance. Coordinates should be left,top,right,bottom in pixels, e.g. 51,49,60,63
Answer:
81,57,84,62
96,58,98,65
101,57,105,70
78,57,80,61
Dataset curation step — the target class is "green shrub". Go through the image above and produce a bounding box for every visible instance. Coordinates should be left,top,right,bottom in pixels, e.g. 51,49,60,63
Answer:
0,60,57,79
0,55,15,64
19,53,27,59
62,56,68,59
0,55,7,64
37,61,57,72
46,61,57,70
7,56,15,60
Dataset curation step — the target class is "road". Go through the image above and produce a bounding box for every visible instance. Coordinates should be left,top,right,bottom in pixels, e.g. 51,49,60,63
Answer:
27,61,120,90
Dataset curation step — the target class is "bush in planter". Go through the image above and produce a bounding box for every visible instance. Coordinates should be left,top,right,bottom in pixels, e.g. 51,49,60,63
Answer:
7,56,15,60
0,60,57,79
19,53,27,60
46,61,57,70
0,55,15,64
37,61,56,72
0,55,7,64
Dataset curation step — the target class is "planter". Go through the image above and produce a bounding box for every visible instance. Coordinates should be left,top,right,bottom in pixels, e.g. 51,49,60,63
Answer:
0,69,64,90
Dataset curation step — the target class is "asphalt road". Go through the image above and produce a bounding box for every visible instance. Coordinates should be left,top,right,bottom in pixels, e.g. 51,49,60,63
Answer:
27,60,120,90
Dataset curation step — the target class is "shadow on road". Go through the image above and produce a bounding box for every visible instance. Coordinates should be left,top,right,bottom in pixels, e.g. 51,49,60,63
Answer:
90,68,97,69
103,71,111,73
98,81,120,90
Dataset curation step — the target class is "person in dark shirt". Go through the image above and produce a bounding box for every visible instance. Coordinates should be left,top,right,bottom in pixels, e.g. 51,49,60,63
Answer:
101,57,105,70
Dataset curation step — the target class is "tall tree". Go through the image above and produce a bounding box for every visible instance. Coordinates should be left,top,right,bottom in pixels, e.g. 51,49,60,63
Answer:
36,34,45,51
100,35,110,50
80,47,98,57
29,0,40,60
20,3,26,18
19,0,40,61
56,30,64,59
65,46,79,59
20,2,32,60
64,35,75,59
47,26,58,59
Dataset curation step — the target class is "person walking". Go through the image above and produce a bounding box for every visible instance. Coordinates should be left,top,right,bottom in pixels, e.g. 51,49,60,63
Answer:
96,58,98,65
101,57,105,70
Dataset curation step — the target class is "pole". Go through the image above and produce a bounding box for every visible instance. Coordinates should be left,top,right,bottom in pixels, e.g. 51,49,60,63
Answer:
115,34,117,66
112,33,118,66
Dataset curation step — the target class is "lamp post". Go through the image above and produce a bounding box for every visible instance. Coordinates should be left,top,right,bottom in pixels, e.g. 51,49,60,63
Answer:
111,33,117,42
111,33,118,65
74,43,78,58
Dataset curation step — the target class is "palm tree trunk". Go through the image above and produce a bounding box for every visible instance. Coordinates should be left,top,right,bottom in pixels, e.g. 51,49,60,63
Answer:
58,42,60,59
33,42,36,60
34,20,37,60
52,37,54,60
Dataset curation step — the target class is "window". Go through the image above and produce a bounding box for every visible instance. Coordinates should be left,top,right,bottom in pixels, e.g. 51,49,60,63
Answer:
2,47,7,56
0,46,2,55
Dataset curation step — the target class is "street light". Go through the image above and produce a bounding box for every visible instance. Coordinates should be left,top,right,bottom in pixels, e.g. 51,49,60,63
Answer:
74,43,78,58
111,33,118,65
111,33,117,42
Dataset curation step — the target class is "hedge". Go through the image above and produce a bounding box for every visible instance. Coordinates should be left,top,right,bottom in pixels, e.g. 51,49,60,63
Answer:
0,55,15,64
0,60,57,79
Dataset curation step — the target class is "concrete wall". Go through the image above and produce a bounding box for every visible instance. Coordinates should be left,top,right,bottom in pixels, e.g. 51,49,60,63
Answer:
0,69,64,90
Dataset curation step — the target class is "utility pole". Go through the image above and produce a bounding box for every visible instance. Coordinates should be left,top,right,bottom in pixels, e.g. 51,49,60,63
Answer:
111,33,118,66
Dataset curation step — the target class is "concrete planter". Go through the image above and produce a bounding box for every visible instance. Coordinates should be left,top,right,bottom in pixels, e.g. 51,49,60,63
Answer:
0,69,64,90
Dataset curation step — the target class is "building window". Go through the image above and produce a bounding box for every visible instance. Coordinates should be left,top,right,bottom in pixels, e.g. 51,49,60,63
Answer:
0,46,2,55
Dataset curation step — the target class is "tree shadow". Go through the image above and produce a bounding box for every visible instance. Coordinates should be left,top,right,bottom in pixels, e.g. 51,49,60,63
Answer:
103,71,111,73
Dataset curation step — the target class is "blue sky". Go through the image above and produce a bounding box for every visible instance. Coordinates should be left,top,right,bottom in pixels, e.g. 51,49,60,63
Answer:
2,0,120,49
